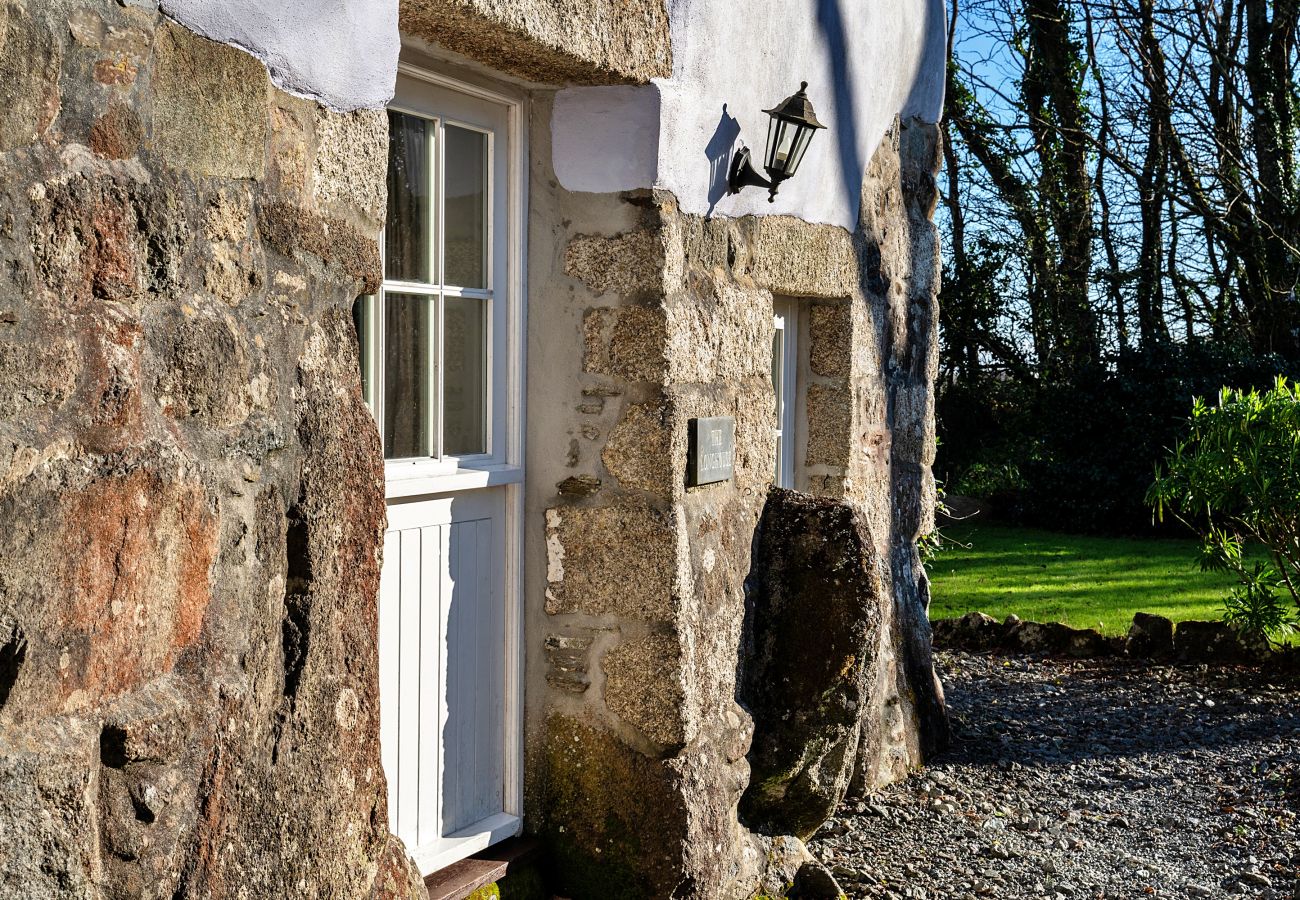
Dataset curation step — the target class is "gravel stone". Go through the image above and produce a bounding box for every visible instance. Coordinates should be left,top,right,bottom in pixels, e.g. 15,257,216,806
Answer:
808,651,1299,898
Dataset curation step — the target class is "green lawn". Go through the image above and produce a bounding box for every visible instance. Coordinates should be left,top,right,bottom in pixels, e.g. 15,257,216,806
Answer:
927,522,1245,636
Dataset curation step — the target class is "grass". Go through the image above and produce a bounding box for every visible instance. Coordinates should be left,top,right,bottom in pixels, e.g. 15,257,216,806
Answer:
927,522,1249,636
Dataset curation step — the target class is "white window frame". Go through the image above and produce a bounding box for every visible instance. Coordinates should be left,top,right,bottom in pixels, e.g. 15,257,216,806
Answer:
773,298,799,488
368,59,529,876
358,65,526,500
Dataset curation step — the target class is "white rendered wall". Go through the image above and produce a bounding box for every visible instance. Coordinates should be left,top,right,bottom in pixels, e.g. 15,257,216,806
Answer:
553,0,947,230
159,0,399,111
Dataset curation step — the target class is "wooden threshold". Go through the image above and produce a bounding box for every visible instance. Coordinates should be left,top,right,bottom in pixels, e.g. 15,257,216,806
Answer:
424,838,540,900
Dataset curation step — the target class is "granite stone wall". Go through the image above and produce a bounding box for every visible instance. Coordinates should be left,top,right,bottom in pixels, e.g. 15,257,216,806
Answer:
525,94,947,897
399,0,672,86
0,3,420,897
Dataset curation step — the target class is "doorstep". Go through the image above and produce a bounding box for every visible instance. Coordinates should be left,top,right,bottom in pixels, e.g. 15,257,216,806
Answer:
423,838,540,900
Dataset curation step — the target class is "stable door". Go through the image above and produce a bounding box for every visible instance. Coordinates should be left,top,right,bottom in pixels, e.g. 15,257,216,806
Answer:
357,66,524,875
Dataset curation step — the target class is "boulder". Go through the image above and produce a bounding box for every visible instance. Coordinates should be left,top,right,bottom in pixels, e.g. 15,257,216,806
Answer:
1126,613,1175,659
1064,627,1112,658
753,835,816,899
1175,620,1265,664
738,490,884,840
788,861,846,899
932,611,1003,651
1005,620,1074,654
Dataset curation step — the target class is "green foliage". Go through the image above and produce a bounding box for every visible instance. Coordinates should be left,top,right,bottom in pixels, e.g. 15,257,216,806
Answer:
1148,378,1300,641
919,441,950,564
937,338,1294,533
952,462,1027,501
496,864,547,900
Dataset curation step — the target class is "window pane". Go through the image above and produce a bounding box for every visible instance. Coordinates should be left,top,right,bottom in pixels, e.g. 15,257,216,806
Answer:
771,328,784,418
353,295,374,410
386,112,432,283
384,292,434,459
443,296,487,456
443,126,487,289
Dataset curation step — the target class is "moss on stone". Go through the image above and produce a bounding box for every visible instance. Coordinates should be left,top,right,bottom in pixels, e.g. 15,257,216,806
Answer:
540,715,687,899
496,863,548,899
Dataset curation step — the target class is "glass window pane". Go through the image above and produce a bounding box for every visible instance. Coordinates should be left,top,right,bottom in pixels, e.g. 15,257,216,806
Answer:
443,126,488,289
771,328,784,418
384,292,434,459
385,112,432,283
443,296,488,456
353,295,374,410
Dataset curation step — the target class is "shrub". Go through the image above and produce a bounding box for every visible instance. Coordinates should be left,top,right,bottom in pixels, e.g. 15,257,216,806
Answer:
1148,378,1300,641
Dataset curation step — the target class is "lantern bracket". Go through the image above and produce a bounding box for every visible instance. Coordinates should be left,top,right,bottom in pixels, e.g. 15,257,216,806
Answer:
727,146,780,202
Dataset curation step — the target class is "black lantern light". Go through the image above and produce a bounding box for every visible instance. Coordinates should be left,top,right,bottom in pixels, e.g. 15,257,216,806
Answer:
728,81,827,202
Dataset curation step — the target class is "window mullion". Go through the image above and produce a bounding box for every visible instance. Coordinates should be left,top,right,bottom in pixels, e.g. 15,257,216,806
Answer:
431,118,444,461
434,293,445,463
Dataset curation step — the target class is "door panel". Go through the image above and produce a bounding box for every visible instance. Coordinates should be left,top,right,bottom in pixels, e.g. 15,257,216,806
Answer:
380,491,508,863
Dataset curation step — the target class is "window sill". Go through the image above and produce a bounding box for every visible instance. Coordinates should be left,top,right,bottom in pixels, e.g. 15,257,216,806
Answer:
423,836,539,900
385,463,523,499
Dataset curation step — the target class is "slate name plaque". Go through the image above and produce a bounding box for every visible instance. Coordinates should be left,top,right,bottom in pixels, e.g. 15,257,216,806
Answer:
688,416,735,486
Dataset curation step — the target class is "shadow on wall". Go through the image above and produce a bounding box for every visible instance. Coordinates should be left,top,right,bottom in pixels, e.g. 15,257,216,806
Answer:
815,0,864,212
703,104,742,217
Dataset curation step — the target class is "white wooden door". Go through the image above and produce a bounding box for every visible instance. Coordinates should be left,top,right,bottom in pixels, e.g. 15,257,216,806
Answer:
359,66,524,875
380,491,516,870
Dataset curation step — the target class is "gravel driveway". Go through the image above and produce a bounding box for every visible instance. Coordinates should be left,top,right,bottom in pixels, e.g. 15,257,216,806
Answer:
808,651,1300,899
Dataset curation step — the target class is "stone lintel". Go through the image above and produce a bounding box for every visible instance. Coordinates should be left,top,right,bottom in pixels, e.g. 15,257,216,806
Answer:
399,0,672,86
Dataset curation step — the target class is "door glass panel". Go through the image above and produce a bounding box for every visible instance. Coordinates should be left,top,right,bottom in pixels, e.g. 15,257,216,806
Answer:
384,292,434,459
386,112,432,284
443,296,488,456
443,125,488,289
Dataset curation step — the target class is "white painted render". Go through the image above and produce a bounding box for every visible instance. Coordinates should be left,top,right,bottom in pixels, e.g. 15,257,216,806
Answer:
159,0,399,111
550,86,662,196
550,0,947,229
162,0,945,228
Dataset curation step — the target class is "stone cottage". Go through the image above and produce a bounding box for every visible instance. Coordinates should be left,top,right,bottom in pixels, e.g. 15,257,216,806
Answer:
0,0,947,897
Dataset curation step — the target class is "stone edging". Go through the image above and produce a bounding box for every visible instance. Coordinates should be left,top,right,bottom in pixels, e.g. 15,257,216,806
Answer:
932,611,1298,667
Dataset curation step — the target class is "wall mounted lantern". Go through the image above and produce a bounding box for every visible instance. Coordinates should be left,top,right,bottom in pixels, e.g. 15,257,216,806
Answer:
728,81,827,202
